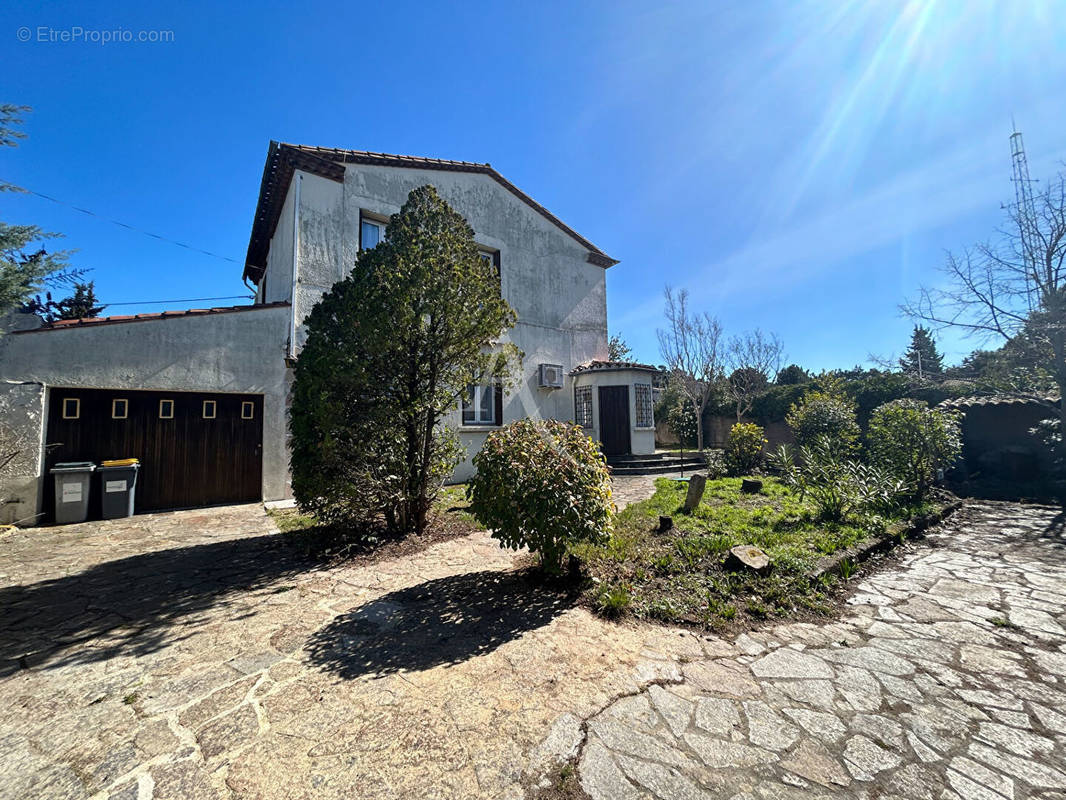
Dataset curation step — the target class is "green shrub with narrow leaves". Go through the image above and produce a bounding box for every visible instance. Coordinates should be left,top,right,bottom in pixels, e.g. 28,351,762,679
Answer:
786,391,860,451
867,399,962,497
775,438,907,522
725,422,766,475
467,419,613,573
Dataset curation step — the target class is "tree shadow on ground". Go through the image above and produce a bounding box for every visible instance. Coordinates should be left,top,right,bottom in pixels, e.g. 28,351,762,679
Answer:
305,568,577,679
0,532,317,676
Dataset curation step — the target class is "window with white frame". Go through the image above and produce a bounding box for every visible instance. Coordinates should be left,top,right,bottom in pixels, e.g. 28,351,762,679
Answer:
159,399,175,419
360,216,386,250
575,386,593,428
462,384,497,426
635,384,654,428
62,397,80,419
112,398,128,419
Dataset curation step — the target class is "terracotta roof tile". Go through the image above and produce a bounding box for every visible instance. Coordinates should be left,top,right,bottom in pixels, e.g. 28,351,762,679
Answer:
570,360,661,375
16,302,290,332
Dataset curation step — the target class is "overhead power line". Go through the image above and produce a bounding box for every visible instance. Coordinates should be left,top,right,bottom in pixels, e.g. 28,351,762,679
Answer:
103,295,254,307
1,180,240,264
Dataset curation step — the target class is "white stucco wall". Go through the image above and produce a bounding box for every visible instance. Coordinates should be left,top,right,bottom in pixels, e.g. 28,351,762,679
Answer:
0,305,292,522
262,162,612,480
572,369,658,456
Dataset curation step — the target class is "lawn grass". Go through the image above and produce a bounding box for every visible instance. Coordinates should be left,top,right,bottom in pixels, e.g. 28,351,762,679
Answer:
574,476,929,630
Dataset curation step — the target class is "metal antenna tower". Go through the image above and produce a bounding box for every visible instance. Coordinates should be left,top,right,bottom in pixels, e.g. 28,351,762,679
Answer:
1009,122,1038,310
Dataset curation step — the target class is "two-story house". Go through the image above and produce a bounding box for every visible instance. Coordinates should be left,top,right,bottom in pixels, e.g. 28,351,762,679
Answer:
0,142,658,524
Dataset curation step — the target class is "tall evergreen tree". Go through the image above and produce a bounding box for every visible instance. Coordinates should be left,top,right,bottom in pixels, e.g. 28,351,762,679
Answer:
1,105,78,316
290,186,518,536
899,325,944,379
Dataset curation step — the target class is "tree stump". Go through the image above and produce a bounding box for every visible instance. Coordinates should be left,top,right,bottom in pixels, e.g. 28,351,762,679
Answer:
726,544,770,573
658,515,673,532
683,473,707,512
741,478,763,494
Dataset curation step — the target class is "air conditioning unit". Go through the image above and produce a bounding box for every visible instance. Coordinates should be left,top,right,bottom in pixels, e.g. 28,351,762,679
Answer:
538,363,564,389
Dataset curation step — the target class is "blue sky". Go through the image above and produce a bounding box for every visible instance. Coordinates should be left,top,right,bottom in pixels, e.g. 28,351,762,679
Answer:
2,0,1064,371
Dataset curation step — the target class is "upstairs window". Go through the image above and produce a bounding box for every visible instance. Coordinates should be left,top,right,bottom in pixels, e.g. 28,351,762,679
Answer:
635,384,654,428
462,384,498,426
360,216,386,250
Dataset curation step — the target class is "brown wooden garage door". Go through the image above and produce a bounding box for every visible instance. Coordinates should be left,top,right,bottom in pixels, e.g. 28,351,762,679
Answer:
44,388,263,517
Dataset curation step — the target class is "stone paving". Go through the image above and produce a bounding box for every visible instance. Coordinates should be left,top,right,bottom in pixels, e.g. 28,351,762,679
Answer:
0,500,705,800
573,502,1066,800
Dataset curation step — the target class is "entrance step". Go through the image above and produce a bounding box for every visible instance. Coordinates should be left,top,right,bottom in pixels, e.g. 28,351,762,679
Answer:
606,452,706,476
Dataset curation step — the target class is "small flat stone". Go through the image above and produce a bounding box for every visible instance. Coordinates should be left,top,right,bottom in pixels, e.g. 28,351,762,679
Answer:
579,739,643,800
779,737,850,788
743,700,799,751
648,685,693,738
750,648,834,680
947,756,1014,800
783,708,846,742
843,735,902,780
684,732,778,769
693,696,741,737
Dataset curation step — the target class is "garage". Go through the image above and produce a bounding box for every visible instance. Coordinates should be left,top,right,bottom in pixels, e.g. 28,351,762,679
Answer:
44,387,264,518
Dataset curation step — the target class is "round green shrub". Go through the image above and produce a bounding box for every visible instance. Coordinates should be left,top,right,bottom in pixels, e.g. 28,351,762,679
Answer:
726,422,766,475
867,399,962,497
467,419,613,573
786,391,860,451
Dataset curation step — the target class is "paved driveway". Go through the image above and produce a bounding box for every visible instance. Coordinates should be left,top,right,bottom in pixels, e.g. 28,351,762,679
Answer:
0,503,703,800
3,500,1064,800
575,502,1066,799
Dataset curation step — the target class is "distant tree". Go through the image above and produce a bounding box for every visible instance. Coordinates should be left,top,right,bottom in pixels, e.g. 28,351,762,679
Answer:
776,364,810,385
656,286,723,451
607,332,632,361
23,281,105,323
290,186,518,536
905,164,1066,459
725,329,785,421
899,325,944,379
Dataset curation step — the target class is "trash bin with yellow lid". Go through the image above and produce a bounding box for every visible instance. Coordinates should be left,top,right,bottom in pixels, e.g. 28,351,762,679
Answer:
98,459,140,519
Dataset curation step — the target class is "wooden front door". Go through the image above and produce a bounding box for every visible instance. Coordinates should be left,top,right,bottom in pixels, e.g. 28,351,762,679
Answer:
44,388,263,518
598,385,631,455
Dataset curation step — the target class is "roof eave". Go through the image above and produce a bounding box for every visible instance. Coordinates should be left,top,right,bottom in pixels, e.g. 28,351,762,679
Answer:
242,142,618,283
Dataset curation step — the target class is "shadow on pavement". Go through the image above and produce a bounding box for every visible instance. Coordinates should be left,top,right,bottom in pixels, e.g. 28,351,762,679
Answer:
305,568,576,679
0,532,314,675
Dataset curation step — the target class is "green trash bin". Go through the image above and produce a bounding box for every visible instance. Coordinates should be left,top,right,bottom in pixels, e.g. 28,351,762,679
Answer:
99,459,140,519
50,462,96,524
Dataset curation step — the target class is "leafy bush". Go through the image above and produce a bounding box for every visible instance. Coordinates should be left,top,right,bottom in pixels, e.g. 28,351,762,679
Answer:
775,438,907,521
786,391,860,451
867,399,962,497
703,449,727,479
725,422,766,475
468,419,613,573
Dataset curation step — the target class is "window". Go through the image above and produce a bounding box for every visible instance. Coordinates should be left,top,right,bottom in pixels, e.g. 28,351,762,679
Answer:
575,386,593,428
112,399,128,419
202,400,216,419
241,401,255,420
462,384,497,425
61,397,80,420
360,216,386,250
159,399,174,419
635,384,654,428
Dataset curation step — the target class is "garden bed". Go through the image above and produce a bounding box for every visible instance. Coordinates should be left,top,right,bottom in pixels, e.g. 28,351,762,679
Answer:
574,476,945,630
267,485,480,564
